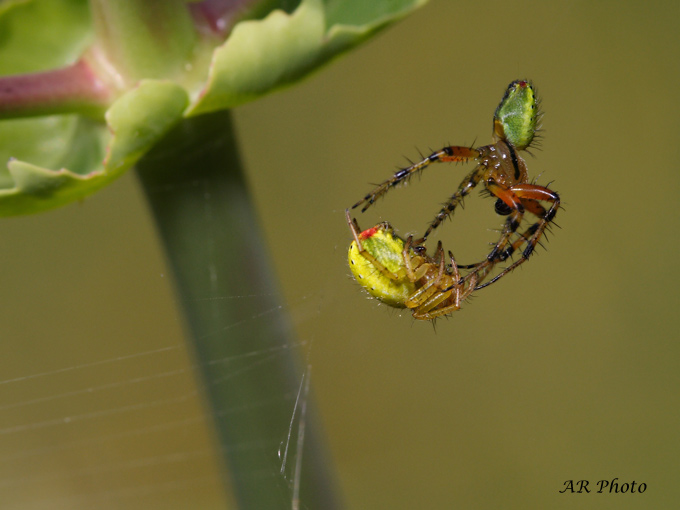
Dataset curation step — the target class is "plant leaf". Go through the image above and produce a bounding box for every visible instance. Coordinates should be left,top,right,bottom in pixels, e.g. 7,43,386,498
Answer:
0,81,188,216
190,0,427,114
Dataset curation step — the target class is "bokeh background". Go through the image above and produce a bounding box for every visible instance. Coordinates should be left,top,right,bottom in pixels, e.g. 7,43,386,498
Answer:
1,0,679,508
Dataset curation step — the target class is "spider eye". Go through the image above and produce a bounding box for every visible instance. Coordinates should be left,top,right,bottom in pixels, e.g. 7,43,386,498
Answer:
494,198,513,216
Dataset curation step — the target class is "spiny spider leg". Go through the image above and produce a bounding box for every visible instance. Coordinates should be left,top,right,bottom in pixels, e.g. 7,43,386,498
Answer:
492,184,560,260
459,229,533,289
440,247,496,294
414,249,483,320
416,163,487,243
454,220,535,271
468,183,559,288
475,185,559,289
405,241,446,307
402,235,428,282
448,192,556,268
484,182,528,261
352,146,480,212
411,242,459,317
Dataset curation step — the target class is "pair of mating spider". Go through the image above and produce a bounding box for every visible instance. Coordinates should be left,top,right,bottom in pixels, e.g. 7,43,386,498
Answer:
347,80,560,320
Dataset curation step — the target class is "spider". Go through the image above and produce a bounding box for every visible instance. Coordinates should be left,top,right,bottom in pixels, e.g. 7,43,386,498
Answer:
351,80,560,289
346,209,500,320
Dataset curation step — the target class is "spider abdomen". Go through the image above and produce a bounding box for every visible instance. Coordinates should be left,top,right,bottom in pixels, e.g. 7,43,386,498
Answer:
493,80,540,151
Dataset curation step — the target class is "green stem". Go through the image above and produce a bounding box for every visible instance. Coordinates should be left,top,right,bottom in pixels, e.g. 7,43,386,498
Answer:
135,110,342,509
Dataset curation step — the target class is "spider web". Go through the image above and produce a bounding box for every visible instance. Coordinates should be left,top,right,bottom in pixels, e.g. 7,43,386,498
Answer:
0,163,333,509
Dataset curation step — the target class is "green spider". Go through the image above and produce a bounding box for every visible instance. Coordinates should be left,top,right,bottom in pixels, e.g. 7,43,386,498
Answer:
352,80,560,288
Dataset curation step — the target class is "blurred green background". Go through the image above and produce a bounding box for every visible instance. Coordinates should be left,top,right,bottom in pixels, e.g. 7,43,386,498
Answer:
1,0,679,508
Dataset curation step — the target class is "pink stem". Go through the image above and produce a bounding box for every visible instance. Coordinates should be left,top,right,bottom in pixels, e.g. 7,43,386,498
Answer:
0,60,112,119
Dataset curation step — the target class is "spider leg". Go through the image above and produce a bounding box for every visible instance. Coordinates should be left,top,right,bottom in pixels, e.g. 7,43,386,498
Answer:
412,284,463,319
418,163,487,242
454,196,535,270
518,197,547,218
413,248,466,319
450,183,528,287
352,146,480,212
441,249,490,300
473,182,528,268
447,250,463,308
402,236,428,282
406,241,447,307
346,208,364,247
407,241,470,319
492,196,547,262
456,262,480,269
461,229,532,290
411,246,502,320
475,184,560,289
491,183,527,250
455,193,553,274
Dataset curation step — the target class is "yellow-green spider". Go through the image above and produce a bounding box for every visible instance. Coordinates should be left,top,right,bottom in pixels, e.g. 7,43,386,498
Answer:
346,209,493,320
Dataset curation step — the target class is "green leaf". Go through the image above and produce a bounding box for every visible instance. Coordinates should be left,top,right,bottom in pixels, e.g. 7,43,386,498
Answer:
190,0,427,114
0,81,188,216
0,0,91,75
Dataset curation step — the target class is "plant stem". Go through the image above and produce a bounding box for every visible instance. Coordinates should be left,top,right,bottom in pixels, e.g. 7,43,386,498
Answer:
135,110,342,509
0,60,110,119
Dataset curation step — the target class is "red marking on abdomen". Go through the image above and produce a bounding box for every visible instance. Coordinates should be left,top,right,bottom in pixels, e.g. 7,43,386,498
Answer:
359,227,378,240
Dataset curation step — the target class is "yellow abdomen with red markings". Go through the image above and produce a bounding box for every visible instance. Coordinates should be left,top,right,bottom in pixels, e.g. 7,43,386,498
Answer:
347,223,415,308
